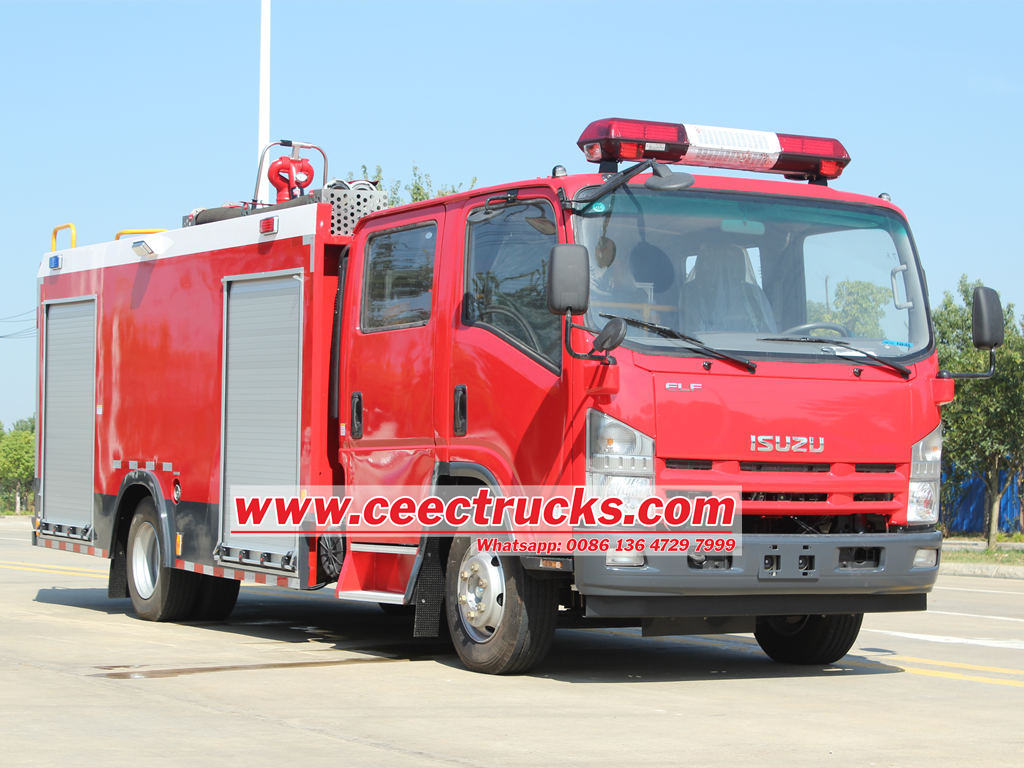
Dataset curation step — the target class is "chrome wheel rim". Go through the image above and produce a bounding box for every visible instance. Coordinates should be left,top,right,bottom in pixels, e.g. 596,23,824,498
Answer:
131,521,160,600
456,545,505,643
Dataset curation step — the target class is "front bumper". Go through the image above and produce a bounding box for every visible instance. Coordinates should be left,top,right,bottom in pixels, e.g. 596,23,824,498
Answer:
574,531,940,618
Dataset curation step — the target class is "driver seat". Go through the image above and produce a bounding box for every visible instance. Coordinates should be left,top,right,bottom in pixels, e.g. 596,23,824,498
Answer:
680,244,777,333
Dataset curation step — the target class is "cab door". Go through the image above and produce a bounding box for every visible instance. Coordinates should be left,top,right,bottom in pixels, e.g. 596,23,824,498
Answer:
341,208,442,487
438,189,568,489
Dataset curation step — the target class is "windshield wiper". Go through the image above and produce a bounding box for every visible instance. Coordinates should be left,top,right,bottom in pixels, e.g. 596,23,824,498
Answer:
601,313,756,373
572,160,694,211
758,336,911,379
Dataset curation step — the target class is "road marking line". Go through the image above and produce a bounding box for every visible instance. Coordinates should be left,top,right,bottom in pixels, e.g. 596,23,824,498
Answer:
0,563,106,579
900,665,1024,688
0,536,31,542
863,628,1024,651
885,655,1024,676
935,586,1024,596
0,560,106,574
929,610,1024,624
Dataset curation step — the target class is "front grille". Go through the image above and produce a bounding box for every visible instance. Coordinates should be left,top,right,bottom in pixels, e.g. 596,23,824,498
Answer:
856,463,899,473
743,514,889,534
664,458,905,518
739,461,829,473
664,459,713,471
853,492,894,502
742,491,828,502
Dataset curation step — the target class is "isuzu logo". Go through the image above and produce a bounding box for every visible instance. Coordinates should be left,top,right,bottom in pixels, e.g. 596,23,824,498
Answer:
750,435,825,453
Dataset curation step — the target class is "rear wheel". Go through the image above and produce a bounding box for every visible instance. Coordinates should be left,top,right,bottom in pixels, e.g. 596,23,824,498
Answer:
126,498,199,621
754,613,863,664
444,537,557,674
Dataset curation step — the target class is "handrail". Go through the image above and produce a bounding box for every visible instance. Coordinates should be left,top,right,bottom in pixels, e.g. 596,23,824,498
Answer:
115,228,166,240
51,223,76,251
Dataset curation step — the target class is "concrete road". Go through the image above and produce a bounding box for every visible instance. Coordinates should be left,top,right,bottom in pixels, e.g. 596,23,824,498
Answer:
1,516,1021,767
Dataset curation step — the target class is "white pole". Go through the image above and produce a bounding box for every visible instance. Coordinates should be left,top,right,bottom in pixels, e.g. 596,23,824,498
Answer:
257,0,271,204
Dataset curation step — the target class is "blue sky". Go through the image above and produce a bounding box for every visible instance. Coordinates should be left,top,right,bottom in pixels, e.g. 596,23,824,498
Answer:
1,0,1021,425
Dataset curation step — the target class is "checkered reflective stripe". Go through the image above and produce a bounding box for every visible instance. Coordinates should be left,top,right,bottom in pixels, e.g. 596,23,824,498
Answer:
35,537,108,558
174,559,298,589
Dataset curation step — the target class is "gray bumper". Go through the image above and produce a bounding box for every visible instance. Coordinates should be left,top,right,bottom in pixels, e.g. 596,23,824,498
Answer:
574,532,940,616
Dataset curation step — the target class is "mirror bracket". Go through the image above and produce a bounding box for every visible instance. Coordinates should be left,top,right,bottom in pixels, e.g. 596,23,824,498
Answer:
564,313,617,366
938,349,996,380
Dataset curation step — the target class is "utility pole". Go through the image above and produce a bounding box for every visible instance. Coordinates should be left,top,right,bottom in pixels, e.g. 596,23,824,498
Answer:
257,0,271,204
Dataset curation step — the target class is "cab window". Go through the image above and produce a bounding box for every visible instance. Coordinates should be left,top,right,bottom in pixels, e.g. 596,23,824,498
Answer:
464,200,560,366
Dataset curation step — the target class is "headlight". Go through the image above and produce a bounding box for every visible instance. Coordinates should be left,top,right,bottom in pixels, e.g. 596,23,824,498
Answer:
907,424,941,524
586,411,654,567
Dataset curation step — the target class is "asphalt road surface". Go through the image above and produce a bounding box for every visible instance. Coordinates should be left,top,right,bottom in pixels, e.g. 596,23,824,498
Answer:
1,516,1021,767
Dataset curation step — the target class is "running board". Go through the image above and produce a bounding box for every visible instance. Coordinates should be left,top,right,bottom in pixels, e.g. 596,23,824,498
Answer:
336,589,406,605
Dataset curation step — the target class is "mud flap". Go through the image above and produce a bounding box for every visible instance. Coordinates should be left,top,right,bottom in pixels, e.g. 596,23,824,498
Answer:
412,538,444,638
107,538,128,598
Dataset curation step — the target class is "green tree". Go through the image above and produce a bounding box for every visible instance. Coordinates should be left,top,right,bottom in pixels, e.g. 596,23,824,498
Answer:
12,417,34,433
807,279,891,337
934,275,1024,546
0,428,35,514
349,165,476,207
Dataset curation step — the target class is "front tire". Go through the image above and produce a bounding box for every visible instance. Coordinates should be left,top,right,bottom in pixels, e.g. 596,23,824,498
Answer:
754,613,863,664
126,498,199,621
444,537,557,674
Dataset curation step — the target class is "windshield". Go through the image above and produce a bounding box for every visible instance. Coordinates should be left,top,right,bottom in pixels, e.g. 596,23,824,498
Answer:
573,185,930,361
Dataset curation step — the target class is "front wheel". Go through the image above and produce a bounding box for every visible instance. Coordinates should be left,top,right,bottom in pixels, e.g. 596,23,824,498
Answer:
754,613,863,664
126,498,199,621
444,537,557,674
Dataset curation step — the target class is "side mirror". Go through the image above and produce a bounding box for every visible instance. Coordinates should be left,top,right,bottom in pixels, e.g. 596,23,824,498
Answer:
939,285,1003,380
592,317,627,353
547,244,590,315
972,286,1003,350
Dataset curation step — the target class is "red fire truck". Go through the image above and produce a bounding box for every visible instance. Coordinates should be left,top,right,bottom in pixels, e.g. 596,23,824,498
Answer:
34,121,1003,674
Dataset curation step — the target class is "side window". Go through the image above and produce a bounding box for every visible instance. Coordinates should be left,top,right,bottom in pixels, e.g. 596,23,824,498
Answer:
362,223,436,331
464,200,560,365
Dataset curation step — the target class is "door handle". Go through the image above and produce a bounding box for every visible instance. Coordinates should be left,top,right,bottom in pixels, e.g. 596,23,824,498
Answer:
453,385,467,437
351,391,363,439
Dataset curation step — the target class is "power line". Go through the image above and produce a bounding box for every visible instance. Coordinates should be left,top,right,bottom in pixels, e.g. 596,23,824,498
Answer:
0,325,37,339
0,309,35,323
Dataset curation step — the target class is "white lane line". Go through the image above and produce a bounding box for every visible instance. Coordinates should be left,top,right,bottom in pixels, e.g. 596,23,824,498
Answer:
0,536,31,542
863,628,1024,651
929,610,1024,624
935,586,1024,596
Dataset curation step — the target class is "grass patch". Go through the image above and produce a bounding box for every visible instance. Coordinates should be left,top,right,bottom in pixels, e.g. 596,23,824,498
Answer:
942,548,1024,567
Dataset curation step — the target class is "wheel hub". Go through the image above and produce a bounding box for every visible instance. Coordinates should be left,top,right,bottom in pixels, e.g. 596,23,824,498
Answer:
131,521,160,600
456,547,505,642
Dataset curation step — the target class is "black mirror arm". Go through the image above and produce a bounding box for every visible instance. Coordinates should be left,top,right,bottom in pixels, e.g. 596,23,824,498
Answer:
938,349,997,380
564,312,616,366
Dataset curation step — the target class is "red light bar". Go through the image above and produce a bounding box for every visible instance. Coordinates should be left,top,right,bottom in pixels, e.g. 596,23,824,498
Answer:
578,118,851,181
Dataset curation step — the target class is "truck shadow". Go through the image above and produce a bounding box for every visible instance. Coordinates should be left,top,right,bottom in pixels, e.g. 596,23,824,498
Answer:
35,586,903,683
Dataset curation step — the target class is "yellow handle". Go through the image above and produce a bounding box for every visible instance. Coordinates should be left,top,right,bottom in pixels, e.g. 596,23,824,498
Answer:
51,223,76,252
115,228,166,240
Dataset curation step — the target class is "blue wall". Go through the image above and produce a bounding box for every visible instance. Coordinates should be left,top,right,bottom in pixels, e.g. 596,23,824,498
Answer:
943,470,1022,534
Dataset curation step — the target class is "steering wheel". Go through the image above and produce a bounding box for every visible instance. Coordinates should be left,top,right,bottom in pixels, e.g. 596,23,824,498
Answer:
479,305,542,350
780,322,852,337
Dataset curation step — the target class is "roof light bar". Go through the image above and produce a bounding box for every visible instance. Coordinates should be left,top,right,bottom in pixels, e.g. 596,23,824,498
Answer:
578,118,851,181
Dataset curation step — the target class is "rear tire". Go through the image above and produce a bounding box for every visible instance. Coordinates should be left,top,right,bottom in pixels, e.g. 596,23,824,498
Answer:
754,613,863,664
191,575,240,621
126,498,199,621
444,536,557,674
